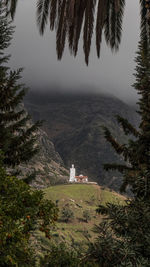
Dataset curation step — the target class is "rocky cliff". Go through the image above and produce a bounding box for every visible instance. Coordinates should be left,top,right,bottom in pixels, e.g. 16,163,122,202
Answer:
18,128,69,188
24,91,139,191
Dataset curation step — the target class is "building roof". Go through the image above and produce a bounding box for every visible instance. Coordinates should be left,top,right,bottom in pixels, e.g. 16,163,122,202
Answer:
75,176,88,179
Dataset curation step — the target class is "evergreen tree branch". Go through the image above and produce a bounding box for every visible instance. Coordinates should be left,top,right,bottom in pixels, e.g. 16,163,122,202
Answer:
102,126,128,157
116,115,139,137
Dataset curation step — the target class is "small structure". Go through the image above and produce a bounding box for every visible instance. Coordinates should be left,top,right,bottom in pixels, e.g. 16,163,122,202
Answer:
69,164,88,183
69,164,77,182
75,174,88,183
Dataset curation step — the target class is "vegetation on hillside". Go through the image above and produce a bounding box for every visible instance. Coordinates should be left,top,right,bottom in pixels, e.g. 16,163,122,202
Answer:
38,184,125,252
0,155,58,267
0,6,58,267
40,243,81,267
83,39,150,266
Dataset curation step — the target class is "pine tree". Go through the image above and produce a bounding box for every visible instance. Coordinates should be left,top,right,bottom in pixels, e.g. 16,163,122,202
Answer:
0,7,41,167
0,7,59,266
102,39,150,196
83,40,150,266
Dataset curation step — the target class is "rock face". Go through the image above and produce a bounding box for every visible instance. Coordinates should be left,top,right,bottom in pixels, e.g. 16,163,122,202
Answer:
19,128,69,188
24,91,139,191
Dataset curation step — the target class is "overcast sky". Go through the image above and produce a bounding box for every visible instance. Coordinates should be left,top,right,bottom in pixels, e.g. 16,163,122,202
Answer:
9,0,140,104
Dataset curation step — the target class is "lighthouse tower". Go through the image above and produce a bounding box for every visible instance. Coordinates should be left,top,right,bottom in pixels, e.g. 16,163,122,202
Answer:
69,164,76,182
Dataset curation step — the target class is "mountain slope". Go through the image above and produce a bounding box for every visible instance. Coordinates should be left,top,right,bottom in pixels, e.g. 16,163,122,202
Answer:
24,91,139,191
18,128,69,188
36,184,126,250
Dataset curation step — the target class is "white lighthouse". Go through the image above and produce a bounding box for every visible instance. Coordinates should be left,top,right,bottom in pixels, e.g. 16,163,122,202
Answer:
69,164,76,182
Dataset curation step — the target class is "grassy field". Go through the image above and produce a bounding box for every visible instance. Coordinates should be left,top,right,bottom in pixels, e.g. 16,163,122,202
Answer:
36,184,125,252
44,183,125,203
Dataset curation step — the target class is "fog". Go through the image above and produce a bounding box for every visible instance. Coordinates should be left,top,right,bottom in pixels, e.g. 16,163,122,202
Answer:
9,0,140,104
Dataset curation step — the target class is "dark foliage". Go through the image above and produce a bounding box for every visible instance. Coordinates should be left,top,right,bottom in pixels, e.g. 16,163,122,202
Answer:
4,0,150,64
40,243,80,267
36,0,125,65
0,9,59,266
3,0,150,64
83,38,150,266
0,8,41,167
0,154,58,267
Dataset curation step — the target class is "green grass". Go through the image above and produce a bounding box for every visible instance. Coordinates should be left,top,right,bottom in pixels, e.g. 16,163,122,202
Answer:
44,184,125,206
44,184,99,202
39,184,125,249
100,189,125,205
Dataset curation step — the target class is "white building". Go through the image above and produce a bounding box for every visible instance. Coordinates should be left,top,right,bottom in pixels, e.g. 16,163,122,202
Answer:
69,164,88,183
69,164,77,182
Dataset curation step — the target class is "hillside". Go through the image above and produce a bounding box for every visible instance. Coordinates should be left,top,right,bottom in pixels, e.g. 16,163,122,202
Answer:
18,128,69,188
35,184,125,251
24,91,139,191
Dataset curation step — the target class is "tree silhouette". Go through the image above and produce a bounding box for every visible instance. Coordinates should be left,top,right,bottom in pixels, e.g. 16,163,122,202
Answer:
3,0,18,20
36,0,125,64
4,0,150,64
83,38,150,266
0,6,42,167
36,0,150,64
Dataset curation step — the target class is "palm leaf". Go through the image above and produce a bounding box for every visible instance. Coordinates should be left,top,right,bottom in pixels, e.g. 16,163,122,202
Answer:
56,0,67,60
36,0,50,35
50,0,58,30
96,0,108,58
83,0,96,65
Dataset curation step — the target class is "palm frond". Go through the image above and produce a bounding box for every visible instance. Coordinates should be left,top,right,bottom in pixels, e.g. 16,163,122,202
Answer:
72,0,86,56
83,0,96,65
56,0,67,60
96,0,108,58
50,0,58,30
108,0,125,51
36,0,50,35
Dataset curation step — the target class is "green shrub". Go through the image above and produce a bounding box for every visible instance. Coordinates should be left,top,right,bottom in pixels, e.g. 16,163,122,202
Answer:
61,207,74,222
83,210,91,222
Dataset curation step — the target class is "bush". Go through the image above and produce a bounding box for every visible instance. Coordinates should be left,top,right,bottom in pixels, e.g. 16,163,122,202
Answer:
83,210,91,222
40,243,80,267
0,156,58,267
61,207,74,222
